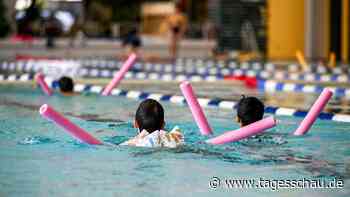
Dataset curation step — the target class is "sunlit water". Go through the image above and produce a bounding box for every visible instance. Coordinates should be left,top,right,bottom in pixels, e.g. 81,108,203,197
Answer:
0,85,349,196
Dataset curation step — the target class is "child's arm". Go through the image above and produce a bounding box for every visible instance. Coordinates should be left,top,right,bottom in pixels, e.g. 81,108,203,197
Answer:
169,126,184,144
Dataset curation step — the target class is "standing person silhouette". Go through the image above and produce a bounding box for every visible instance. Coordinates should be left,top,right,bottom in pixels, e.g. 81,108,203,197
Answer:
166,2,187,61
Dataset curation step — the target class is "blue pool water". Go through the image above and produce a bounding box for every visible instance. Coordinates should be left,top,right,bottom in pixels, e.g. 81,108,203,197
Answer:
0,84,349,196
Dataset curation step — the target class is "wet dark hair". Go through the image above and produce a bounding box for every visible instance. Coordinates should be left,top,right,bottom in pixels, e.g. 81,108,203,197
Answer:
236,96,264,126
135,99,164,133
58,76,74,93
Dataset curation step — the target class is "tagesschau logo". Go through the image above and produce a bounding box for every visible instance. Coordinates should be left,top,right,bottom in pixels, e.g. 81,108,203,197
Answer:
209,177,345,191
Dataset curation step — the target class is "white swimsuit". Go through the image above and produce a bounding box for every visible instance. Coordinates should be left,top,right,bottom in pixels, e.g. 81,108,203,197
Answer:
120,126,184,148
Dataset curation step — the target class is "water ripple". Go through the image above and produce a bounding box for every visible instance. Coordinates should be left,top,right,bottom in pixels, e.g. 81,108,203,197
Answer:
18,136,59,145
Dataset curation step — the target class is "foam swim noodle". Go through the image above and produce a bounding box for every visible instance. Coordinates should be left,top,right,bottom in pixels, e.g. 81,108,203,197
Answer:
180,81,213,135
294,88,333,136
102,53,137,96
39,104,103,145
35,73,53,96
206,116,276,145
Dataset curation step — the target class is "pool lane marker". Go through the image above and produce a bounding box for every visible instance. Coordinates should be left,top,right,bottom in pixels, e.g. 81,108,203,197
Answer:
79,58,349,75
3,60,350,83
69,84,350,123
258,79,350,98
75,68,350,83
3,57,350,72
1,73,350,123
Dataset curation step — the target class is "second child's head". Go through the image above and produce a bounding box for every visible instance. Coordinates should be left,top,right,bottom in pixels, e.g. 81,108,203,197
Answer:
58,76,74,93
135,99,165,133
236,96,264,127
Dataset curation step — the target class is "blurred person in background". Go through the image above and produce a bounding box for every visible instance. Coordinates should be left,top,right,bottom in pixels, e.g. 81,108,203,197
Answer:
69,15,86,48
166,2,187,61
44,13,62,49
122,16,142,56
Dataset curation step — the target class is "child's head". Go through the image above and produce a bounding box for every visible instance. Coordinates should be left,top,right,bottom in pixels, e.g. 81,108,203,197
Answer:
236,96,264,127
58,76,74,93
135,99,165,133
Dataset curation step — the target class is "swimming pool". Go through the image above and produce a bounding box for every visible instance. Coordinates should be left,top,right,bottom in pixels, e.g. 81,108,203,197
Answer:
0,84,349,196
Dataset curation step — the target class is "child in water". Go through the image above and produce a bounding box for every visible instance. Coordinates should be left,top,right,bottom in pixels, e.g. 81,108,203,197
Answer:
236,95,265,127
58,76,75,96
121,99,184,148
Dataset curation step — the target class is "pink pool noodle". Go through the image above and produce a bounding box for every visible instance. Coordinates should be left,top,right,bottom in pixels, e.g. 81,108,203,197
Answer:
102,53,137,95
39,104,103,145
35,73,53,96
294,88,333,136
206,116,276,145
180,81,213,135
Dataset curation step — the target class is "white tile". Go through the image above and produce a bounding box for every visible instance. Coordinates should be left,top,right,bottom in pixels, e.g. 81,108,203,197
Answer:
154,64,162,72
345,89,350,97
198,67,207,74
175,75,187,81
265,63,275,71
320,75,331,82
246,70,256,77
288,64,298,72
74,84,85,92
209,68,218,75
149,73,160,80
19,74,30,81
337,75,348,82
8,74,17,81
332,114,350,122
136,72,147,79
241,62,249,69
260,71,270,79
111,89,121,95
218,101,236,109
197,98,211,107
289,73,299,80
190,76,203,82
170,96,185,103
206,76,218,82
221,68,230,75
90,86,103,93
148,93,163,101
233,69,244,76
90,69,99,77
161,74,173,81
275,108,296,116
283,83,296,92
101,70,111,77
252,62,261,70
126,91,141,99
124,72,133,79
164,65,172,72
265,81,277,92
305,74,315,81
303,85,316,93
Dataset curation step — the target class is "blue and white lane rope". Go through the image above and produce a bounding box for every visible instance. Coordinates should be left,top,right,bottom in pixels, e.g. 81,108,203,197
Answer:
1,73,350,123
2,61,350,83
258,79,350,98
3,58,350,73
84,67,350,83
1,71,350,99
